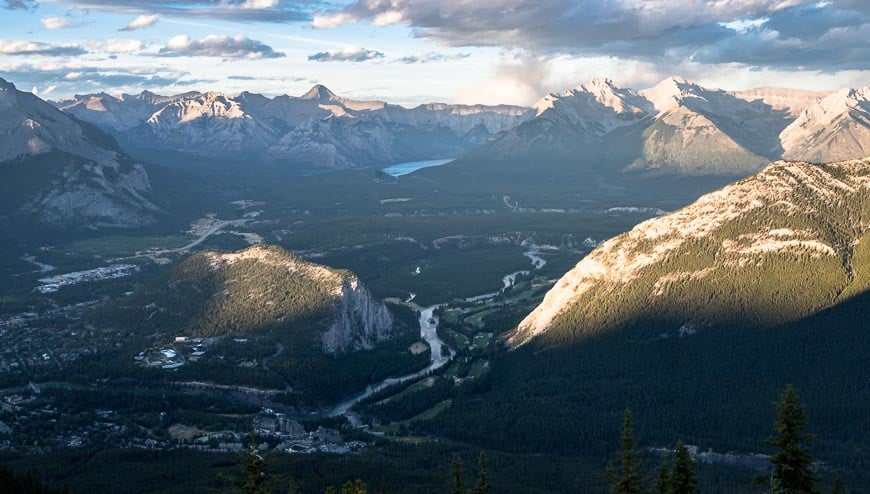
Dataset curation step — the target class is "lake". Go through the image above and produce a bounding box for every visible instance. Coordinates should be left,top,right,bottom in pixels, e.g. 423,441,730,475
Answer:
381,158,454,177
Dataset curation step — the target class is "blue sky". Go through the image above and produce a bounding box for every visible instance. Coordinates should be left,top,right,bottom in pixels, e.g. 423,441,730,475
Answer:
1,0,868,106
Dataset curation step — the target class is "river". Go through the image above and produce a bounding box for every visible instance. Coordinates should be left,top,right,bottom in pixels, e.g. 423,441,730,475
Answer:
328,305,449,416
381,158,454,177
328,247,547,416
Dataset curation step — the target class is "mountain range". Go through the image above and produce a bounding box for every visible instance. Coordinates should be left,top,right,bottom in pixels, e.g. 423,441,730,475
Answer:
54,78,870,175
0,78,160,229
3,75,869,229
473,77,870,177
56,84,530,169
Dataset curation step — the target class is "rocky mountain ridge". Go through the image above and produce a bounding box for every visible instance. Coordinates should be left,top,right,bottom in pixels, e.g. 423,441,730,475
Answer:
514,157,870,346
483,76,868,176
0,77,159,229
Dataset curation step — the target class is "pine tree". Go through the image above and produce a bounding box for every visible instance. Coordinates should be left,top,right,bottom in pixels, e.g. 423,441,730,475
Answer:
670,442,698,494
605,409,645,494
767,385,818,494
830,474,846,494
380,479,387,494
219,446,272,494
474,452,491,494
451,454,466,494
654,457,671,494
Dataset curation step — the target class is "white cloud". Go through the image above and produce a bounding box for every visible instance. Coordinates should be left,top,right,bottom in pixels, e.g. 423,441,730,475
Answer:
310,0,870,71
45,0,307,23
313,12,356,29
0,40,86,56
159,34,285,59
235,0,279,8
397,51,470,64
120,14,160,31
86,39,145,53
308,47,384,62
41,16,72,29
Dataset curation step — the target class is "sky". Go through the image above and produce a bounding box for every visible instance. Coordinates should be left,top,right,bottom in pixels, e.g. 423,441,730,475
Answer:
0,0,868,106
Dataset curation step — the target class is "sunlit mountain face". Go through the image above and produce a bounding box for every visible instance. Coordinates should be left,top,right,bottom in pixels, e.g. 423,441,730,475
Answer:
1,1,869,493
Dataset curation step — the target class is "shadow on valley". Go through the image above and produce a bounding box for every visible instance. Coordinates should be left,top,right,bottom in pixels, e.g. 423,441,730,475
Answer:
421,289,870,484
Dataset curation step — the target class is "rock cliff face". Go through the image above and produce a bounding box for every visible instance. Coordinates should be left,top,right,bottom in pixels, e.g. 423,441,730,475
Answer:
322,278,395,354
0,78,159,228
514,157,870,346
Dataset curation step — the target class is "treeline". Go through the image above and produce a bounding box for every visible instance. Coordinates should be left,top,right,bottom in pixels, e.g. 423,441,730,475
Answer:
357,377,454,424
607,386,850,494
0,464,70,494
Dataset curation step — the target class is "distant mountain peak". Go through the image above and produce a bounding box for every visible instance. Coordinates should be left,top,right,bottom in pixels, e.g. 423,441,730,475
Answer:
578,77,617,91
302,84,338,101
640,76,700,112
0,77,15,91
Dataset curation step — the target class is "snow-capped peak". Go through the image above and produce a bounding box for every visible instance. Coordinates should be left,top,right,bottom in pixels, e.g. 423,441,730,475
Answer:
532,78,652,134
639,76,700,113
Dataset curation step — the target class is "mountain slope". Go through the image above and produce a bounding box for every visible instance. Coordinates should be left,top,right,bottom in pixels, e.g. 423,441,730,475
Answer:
780,87,870,162
516,157,870,345
0,78,159,229
98,244,426,403
110,244,398,354
420,158,870,478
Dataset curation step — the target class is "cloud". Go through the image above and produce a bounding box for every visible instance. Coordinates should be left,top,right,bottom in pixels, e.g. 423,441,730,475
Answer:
41,16,73,29
120,14,160,31
397,51,470,64
455,52,554,106
3,0,36,10
308,47,384,62
237,0,278,8
0,40,87,56
0,63,201,96
45,0,310,23
85,39,145,53
158,34,285,59
312,0,870,72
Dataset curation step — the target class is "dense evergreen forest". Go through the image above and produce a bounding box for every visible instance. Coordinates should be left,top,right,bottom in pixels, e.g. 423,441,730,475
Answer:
420,290,870,486
2,387,851,493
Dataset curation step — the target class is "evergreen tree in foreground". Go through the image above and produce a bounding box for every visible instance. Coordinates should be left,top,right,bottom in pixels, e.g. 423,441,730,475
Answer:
767,385,818,494
654,457,671,494
669,442,699,494
451,454,466,494
606,409,646,494
830,474,846,494
474,452,491,494
220,446,272,494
